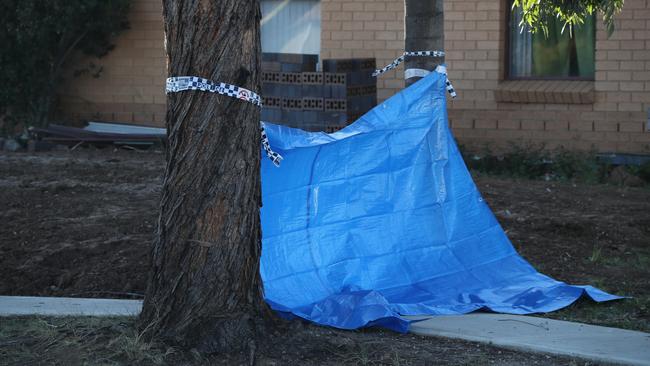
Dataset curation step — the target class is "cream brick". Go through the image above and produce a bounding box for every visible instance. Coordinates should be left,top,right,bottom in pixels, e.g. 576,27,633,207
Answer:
633,50,650,60
363,2,386,12
607,92,632,102
322,2,342,12
475,120,497,129
342,21,363,31
521,120,545,131
621,82,646,92
362,40,386,49
465,51,486,60
498,120,521,130
607,71,632,80
364,21,386,31
476,21,499,31
618,103,644,112
631,92,650,102
376,31,397,40
465,31,489,41
597,61,620,70
634,30,650,40
609,30,635,40
593,102,619,111
570,121,594,131
385,21,402,30
452,40,476,49
352,12,374,21
596,81,620,91
327,49,353,58
341,40,364,49
446,31,466,41
454,21,476,31
331,31,353,40
375,12,397,21
331,11,352,21
619,122,644,132
464,70,486,80
476,60,499,70
465,12,488,21
323,21,342,31
477,41,498,50
621,40,646,50
477,2,500,11
341,2,363,12
351,49,375,58
385,1,403,12
451,119,474,129
597,40,620,50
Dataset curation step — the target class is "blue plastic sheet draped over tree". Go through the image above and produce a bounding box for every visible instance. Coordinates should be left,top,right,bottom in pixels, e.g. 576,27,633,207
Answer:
259,71,621,333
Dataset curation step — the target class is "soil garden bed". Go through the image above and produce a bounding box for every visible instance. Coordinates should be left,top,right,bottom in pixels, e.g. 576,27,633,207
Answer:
1,148,648,365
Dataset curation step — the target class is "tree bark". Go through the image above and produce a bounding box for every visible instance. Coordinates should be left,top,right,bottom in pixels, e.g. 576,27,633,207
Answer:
139,0,267,354
405,0,445,86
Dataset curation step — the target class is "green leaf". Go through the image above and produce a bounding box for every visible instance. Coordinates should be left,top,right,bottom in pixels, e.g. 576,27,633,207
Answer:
511,0,624,37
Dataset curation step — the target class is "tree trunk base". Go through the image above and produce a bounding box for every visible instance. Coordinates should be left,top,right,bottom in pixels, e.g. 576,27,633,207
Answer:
193,313,257,354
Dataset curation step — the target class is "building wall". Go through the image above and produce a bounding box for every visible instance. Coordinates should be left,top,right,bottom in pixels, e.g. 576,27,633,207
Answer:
58,0,650,153
56,0,166,126
321,0,650,154
320,0,405,101
444,0,650,153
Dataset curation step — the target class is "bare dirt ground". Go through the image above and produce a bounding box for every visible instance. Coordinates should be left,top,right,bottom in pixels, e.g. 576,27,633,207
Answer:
1,148,648,365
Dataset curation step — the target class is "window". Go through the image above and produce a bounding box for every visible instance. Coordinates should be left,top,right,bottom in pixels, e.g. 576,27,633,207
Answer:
508,5,595,80
260,0,321,55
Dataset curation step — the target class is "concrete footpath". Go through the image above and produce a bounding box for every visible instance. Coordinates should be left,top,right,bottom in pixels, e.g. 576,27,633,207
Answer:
407,314,650,366
0,296,141,317
1,296,648,365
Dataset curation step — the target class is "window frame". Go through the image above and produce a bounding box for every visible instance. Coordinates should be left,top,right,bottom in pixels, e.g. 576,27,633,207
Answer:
504,1,596,82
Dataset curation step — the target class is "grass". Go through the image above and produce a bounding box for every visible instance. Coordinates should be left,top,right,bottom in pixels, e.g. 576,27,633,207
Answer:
0,316,175,366
1,317,428,366
588,244,603,263
539,247,650,332
540,296,650,332
460,142,650,186
0,316,586,366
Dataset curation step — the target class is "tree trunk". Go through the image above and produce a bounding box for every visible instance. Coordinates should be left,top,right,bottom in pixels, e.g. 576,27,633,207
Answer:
405,0,445,86
139,0,267,354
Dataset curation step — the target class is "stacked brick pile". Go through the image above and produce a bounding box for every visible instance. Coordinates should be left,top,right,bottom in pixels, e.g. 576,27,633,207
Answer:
261,53,377,132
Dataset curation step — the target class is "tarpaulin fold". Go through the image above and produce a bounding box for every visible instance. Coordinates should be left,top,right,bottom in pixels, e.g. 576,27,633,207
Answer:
259,71,621,333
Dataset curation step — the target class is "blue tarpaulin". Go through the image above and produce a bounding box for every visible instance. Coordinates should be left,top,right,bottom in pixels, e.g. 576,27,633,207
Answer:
259,70,621,333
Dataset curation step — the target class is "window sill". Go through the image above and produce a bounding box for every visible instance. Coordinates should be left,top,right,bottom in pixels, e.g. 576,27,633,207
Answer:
495,80,595,104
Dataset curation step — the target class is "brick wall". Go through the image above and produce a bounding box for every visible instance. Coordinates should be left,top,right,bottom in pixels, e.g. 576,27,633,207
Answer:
440,0,650,154
321,0,650,154
320,0,405,101
56,0,166,126
57,0,650,154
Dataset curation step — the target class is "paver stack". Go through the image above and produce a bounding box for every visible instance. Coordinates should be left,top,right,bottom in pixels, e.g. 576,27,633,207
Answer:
261,53,377,132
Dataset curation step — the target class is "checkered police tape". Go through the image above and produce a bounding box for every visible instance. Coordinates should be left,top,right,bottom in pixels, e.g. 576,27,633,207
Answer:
166,76,283,166
372,51,445,77
434,65,457,98
166,76,262,106
261,125,283,167
373,52,456,99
